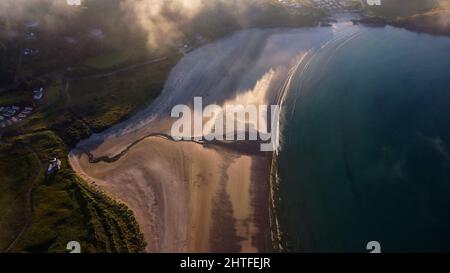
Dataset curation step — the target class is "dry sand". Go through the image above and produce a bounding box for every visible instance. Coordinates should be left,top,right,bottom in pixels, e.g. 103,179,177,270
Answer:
69,28,335,252
70,137,270,252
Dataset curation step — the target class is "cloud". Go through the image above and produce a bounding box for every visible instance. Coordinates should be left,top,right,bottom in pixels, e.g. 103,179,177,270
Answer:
120,0,204,48
119,0,258,49
0,0,263,48
0,0,71,20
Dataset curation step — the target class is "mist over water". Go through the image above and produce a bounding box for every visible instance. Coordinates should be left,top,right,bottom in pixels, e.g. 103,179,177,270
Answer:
278,25,450,252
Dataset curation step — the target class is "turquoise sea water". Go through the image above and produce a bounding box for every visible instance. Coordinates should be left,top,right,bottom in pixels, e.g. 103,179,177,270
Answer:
278,25,450,252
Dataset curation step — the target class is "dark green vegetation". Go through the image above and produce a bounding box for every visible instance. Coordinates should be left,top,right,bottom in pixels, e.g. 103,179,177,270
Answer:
0,0,179,252
360,0,450,38
0,131,146,252
0,0,326,252
0,26,178,253
187,0,325,40
70,58,178,129
0,57,175,252
391,1,450,37
0,144,35,251
9,54,180,147
0,0,325,85
366,0,438,18
8,0,150,78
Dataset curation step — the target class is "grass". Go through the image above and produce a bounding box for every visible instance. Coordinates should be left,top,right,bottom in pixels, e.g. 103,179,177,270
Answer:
0,89,30,106
0,44,179,253
366,0,439,18
0,52,178,252
3,53,179,144
0,0,325,253
2,131,146,253
360,0,450,37
83,49,145,70
0,144,38,251
68,55,180,133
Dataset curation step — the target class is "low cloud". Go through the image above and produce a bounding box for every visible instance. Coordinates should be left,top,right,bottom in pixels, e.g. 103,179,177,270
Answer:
120,0,204,48
0,0,279,48
119,0,261,48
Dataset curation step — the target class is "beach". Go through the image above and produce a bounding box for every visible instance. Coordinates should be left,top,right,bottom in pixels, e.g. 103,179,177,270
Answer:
69,27,335,252
70,136,271,252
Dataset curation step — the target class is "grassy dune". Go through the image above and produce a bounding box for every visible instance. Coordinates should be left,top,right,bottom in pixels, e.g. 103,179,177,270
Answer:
0,0,326,252
0,53,177,252
0,144,38,251
1,131,146,253
0,0,183,250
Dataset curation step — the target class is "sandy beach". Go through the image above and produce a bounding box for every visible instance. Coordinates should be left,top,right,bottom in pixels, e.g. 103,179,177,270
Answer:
70,136,271,252
69,27,334,252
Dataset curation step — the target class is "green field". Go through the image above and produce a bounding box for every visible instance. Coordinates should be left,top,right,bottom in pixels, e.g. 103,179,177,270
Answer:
83,48,148,70
0,144,38,251
0,51,178,252
366,0,439,18
0,4,180,248
68,56,179,132
0,42,179,252
0,0,326,253
0,131,146,253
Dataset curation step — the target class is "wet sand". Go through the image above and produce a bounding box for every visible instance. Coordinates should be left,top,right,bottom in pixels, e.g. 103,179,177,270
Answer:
70,137,270,252
69,28,334,252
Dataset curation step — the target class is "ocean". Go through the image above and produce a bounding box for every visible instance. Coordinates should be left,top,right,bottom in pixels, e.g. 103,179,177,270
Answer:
277,24,450,252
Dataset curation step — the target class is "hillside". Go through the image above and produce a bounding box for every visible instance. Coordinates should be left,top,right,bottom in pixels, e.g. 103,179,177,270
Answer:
359,0,450,38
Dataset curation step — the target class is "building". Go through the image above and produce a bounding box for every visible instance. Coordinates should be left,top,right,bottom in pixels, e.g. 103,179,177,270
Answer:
48,158,62,175
33,87,44,100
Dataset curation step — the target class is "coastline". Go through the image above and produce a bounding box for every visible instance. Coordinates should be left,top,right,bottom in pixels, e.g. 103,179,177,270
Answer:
271,22,450,252
353,2,450,39
68,27,332,252
68,17,374,252
70,136,271,252
268,51,314,252
5,0,450,254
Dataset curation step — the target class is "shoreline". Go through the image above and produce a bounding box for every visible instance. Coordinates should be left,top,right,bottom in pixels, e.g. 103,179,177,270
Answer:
70,134,273,252
69,49,315,253
268,51,313,252
69,136,271,252
68,24,356,253
66,5,450,252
